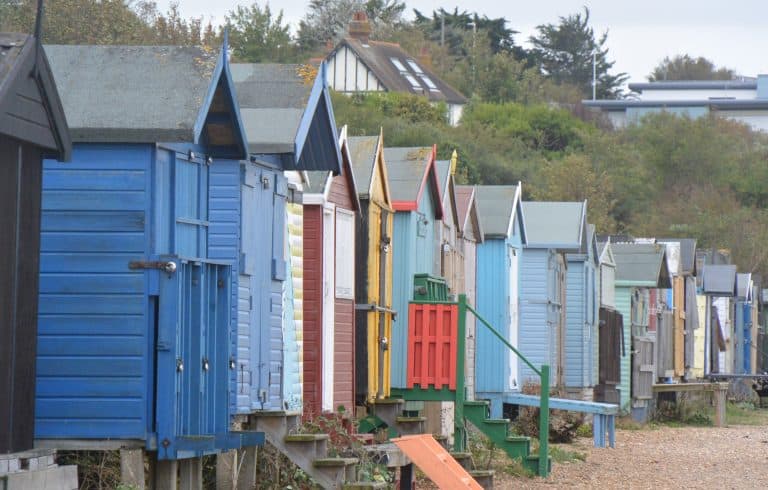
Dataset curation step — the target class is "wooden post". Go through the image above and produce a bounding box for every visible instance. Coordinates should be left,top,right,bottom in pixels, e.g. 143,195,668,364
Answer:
216,450,237,490
714,385,727,427
454,295,467,452
539,364,550,478
120,448,145,490
236,447,258,490
179,457,203,490
154,459,178,490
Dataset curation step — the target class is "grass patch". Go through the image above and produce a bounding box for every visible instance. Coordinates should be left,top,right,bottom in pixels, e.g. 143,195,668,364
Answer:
575,423,593,438
549,445,587,463
726,402,768,425
615,416,645,430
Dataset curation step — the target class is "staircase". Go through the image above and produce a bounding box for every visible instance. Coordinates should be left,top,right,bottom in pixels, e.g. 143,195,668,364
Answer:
463,400,551,476
251,410,383,489
369,398,426,437
449,452,495,489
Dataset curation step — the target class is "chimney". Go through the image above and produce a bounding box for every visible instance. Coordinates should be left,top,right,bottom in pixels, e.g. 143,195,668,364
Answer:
348,11,372,43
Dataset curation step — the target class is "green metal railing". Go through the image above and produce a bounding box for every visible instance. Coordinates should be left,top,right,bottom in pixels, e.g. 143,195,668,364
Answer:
457,294,550,477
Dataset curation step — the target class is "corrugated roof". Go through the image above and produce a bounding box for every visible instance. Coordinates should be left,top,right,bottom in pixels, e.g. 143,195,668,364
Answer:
521,201,585,250
474,185,520,238
384,146,432,203
348,135,378,196
702,265,737,296
45,44,219,142
336,38,467,104
612,242,671,288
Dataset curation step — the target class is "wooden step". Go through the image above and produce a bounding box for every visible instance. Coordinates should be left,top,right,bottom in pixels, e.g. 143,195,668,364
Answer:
450,451,473,471
469,469,495,489
342,482,388,489
313,457,359,468
285,433,330,442
395,416,426,423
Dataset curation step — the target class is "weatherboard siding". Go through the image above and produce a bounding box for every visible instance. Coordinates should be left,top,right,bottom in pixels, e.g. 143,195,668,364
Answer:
565,261,586,388
36,144,152,440
519,249,552,385
615,287,632,411
302,205,324,414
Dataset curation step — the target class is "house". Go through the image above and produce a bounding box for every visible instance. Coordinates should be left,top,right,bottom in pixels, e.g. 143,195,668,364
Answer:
583,76,768,131
302,126,361,415
347,132,395,405
325,12,468,125
518,201,587,389
36,41,254,477
435,152,462,294
386,145,443,391
217,62,342,415
0,33,70,455
611,243,671,416
594,240,623,404
455,185,484,401
473,185,527,418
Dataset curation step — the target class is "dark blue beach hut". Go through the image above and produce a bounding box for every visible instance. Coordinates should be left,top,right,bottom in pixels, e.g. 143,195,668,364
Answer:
35,43,253,461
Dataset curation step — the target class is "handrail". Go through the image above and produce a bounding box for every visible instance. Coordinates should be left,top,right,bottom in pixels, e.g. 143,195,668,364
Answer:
466,303,542,378
460,294,550,478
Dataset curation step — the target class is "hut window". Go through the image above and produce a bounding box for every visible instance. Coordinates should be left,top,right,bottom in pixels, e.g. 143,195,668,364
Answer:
335,209,355,299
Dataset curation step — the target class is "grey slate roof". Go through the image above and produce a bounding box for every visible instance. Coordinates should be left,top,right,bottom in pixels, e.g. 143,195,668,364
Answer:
232,63,312,154
334,38,467,105
474,185,519,238
612,243,671,288
45,45,219,142
522,201,585,250
702,265,737,296
348,135,379,197
304,171,331,194
383,146,432,203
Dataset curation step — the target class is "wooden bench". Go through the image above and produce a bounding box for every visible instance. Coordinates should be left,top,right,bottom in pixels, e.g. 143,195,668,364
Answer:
652,382,729,427
505,393,619,448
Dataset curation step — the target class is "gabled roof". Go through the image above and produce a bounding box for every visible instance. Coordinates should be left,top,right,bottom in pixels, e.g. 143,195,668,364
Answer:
597,241,616,268
331,37,467,105
612,243,672,288
435,159,459,231
658,238,697,276
45,43,247,159
521,201,586,250
384,145,442,218
232,62,341,173
474,184,526,242
0,34,70,160
302,125,360,211
736,273,753,301
702,265,737,296
347,131,392,208
587,224,599,265
455,185,483,243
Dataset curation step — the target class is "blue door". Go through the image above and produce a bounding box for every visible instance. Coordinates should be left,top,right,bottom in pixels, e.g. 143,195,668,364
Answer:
155,259,233,459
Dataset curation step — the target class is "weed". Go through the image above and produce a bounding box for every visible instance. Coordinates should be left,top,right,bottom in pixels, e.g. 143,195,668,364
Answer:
575,423,593,438
549,445,587,463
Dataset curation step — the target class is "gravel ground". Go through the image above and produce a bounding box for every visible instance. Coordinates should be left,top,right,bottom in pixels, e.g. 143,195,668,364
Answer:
497,424,768,489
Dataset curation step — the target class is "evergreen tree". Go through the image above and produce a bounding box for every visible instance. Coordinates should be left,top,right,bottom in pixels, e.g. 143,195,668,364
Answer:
649,54,735,81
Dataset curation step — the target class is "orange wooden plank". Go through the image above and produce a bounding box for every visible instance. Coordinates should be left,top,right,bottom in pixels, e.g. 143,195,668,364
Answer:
392,435,482,489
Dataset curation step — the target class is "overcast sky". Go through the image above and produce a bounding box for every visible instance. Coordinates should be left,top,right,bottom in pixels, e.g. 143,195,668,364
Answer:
158,0,768,84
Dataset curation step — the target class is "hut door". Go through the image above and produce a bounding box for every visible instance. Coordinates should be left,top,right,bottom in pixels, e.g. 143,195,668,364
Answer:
155,259,231,459
322,206,336,412
508,246,519,390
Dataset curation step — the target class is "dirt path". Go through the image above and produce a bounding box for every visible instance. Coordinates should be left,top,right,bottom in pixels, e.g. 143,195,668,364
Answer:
498,424,768,489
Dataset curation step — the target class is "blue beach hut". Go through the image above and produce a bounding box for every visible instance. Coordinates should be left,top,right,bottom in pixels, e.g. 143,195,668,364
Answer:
518,201,587,388
211,63,342,414
473,185,527,418
36,44,251,461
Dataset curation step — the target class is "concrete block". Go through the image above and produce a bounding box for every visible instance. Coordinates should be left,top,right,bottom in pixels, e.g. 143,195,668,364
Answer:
2,464,78,490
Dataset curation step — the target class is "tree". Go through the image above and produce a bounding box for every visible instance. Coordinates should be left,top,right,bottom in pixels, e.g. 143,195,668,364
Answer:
224,2,294,62
648,54,735,81
297,0,405,53
529,7,627,99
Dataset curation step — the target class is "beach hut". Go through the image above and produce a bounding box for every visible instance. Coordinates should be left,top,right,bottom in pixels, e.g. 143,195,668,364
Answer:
302,126,360,415
701,264,737,375
473,185,527,418
734,273,753,374
594,240,623,403
611,243,671,415
212,62,342,414
518,201,586,389
563,222,599,400
455,186,484,400
0,33,70,455
347,133,395,404
435,152,462,293
386,146,443,391
36,42,252,470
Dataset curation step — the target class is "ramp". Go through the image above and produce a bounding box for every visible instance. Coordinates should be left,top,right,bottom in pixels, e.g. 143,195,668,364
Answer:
391,435,481,489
